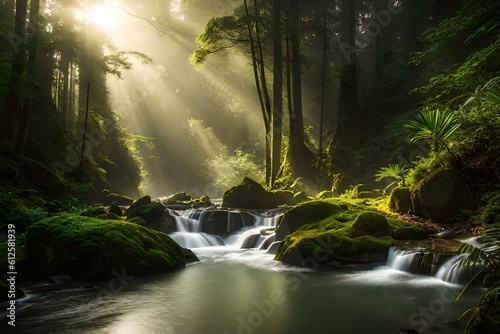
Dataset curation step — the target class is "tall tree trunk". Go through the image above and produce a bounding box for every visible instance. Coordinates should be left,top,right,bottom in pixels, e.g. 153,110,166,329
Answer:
244,0,271,184
60,53,70,130
0,0,28,152
271,0,283,187
331,0,359,174
22,0,40,151
319,3,329,156
68,60,76,130
289,0,305,155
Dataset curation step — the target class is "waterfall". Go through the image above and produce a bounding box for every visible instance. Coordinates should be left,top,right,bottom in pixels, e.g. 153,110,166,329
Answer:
434,254,484,285
386,246,485,285
167,208,280,250
386,247,421,272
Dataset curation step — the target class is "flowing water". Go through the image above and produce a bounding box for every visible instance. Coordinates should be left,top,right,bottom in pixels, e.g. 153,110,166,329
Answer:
1,209,484,334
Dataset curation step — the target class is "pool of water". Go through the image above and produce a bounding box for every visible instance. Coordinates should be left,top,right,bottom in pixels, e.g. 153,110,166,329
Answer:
1,247,482,334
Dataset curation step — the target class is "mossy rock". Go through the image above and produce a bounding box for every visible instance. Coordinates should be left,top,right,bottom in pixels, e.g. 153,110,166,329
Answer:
413,168,476,221
275,230,393,267
276,200,344,241
389,187,413,213
466,284,500,334
352,211,391,237
127,216,146,226
126,201,164,222
392,225,428,240
109,202,123,216
222,177,278,209
26,214,186,280
80,206,107,217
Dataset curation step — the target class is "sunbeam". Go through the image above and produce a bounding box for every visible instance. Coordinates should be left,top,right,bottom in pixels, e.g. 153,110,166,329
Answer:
106,3,263,197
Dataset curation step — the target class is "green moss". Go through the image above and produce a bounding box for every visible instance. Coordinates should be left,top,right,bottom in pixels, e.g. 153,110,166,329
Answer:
80,206,107,217
127,216,146,226
275,197,427,266
352,211,391,237
278,200,344,229
26,214,185,280
389,187,413,213
388,217,428,240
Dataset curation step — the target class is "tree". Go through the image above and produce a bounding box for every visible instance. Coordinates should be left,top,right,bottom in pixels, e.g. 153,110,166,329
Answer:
271,0,283,186
0,0,28,153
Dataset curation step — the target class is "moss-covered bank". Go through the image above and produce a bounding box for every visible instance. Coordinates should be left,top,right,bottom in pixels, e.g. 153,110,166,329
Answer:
27,214,186,280
274,198,428,268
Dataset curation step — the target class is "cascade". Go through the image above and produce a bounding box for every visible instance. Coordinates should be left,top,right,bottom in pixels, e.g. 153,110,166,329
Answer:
435,254,484,285
386,246,485,285
167,208,282,250
386,247,421,272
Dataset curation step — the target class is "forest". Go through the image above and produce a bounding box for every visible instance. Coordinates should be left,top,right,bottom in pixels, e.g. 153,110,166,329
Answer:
1,0,500,333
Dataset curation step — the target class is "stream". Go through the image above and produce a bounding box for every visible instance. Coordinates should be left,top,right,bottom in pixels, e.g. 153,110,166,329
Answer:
1,208,483,334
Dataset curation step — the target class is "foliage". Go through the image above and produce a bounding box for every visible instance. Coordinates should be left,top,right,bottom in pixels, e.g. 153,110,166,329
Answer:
206,149,264,193
190,15,247,66
0,191,48,232
404,108,459,153
375,163,408,188
454,228,500,328
101,50,153,79
462,76,500,108
411,0,500,66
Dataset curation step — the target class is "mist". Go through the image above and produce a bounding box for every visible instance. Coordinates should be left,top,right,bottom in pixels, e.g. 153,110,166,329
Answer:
104,0,264,198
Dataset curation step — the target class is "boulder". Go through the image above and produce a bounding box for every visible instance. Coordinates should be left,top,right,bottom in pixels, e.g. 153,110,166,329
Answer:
125,196,176,233
352,211,391,237
412,168,476,221
389,187,413,213
26,214,186,280
109,202,123,216
276,200,344,241
165,192,191,204
222,177,278,209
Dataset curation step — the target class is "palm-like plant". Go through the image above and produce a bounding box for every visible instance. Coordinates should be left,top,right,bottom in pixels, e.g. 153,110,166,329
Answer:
461,76,500,109
375,163,408,191
404,108,459,157
455,228,500,328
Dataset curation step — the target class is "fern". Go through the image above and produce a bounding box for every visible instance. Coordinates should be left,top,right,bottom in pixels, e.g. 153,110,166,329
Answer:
455,228,500,327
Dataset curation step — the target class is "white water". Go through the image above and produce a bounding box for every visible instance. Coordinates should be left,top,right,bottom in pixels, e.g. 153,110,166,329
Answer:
4,209,485,333
168,208,284,249
387,246,485,285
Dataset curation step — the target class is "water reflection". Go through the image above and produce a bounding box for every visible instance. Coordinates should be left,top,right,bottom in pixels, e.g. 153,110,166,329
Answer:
3,248,482,334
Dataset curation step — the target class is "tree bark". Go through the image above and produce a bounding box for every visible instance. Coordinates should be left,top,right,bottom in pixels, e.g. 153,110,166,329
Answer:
0,0,28,152
271,0,283,186
244,0,271,184
289,0,305,154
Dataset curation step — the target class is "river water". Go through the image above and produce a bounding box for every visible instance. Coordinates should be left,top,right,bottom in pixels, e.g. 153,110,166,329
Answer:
2,246,482,334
